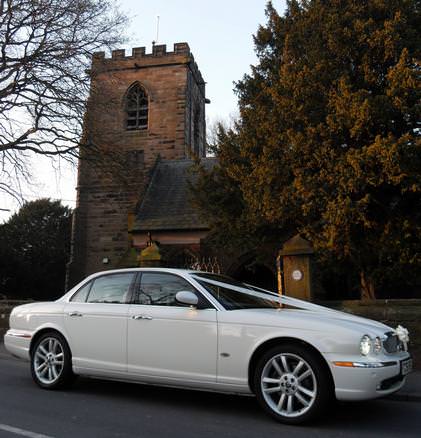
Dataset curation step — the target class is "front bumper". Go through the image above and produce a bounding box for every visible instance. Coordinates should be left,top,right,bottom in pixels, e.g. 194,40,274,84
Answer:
326,352,411,401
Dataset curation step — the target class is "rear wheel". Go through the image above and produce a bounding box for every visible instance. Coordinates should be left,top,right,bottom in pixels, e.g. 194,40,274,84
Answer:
31,332,75,389
254,344,332,424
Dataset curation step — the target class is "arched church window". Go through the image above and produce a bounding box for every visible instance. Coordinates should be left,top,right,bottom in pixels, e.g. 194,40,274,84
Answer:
126,83,148,130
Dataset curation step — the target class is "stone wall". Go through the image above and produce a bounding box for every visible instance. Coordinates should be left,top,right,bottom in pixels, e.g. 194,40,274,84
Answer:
185,56,206,157
323,299,421,369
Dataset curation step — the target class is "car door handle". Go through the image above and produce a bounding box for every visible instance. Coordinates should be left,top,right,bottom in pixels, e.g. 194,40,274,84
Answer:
69,311,83,317
132,315,153,320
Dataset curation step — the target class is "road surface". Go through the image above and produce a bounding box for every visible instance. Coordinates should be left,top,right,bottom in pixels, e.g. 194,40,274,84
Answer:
0,349,420,438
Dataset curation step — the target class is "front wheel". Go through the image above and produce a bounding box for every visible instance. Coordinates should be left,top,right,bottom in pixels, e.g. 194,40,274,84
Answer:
31,332,75,389
254,344,332,424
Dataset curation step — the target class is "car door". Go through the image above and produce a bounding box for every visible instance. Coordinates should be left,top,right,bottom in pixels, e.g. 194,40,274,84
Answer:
127,271,217,383
63,272,135,373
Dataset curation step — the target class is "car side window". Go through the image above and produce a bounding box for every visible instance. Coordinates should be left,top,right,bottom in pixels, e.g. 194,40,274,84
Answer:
86,273,135,304
70,281,92,302
134,273,211,308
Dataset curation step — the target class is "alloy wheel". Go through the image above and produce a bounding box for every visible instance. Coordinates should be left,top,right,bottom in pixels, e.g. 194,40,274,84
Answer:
33,337,65,385
260,352,317,418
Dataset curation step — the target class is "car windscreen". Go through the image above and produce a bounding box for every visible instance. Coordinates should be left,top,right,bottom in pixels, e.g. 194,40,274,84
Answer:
192,273,280,310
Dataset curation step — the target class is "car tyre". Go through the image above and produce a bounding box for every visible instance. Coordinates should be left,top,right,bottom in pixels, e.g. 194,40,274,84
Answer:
254,344,332,424
30,332,75,390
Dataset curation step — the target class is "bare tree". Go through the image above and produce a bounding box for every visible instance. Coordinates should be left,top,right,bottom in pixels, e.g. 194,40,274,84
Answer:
206,112,239,156
0,0,127,200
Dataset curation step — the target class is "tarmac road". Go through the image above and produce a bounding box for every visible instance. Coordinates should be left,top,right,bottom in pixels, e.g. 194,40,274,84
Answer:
0,348,420,438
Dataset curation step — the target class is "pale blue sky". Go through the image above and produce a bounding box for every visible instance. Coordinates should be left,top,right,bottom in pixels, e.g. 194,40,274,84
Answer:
122,0,286,121
0,0,287,220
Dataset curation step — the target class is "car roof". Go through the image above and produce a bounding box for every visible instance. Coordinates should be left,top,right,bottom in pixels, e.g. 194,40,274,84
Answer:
86,267,198,277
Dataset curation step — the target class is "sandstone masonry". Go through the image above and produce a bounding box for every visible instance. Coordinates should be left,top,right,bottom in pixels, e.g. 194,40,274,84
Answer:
66,43,207,288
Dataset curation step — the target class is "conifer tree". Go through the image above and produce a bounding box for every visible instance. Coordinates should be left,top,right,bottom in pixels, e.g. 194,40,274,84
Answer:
0,199,72,300
193,0,421,299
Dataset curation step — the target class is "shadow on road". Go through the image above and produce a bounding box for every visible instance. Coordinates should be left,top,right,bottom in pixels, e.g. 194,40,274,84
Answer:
69,376,420,433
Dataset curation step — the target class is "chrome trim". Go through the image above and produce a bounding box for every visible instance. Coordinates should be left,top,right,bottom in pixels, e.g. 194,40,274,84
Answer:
353,361,397,368
132,315,153,320
6,330,32,339
334,361,397,368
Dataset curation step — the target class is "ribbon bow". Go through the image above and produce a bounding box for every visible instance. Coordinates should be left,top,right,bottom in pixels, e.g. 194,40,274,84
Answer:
394,325,410,344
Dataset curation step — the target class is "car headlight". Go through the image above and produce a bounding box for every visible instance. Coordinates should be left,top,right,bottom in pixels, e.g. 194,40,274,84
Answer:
360,335,372,356
373,336,382,354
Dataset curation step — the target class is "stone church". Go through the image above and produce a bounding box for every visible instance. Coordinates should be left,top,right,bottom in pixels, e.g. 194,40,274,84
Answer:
66,43,278,291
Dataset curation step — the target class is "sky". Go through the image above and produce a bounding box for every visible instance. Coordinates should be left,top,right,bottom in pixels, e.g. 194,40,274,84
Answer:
0,0,286,222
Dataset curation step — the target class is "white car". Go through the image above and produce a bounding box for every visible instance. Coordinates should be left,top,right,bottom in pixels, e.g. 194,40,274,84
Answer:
4,268,412,424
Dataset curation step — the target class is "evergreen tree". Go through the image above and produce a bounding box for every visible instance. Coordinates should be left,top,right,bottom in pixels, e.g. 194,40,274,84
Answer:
0,199,72,300
193,0,421,299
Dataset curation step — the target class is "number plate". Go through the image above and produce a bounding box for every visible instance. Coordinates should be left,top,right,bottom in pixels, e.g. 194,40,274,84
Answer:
401,358,413,376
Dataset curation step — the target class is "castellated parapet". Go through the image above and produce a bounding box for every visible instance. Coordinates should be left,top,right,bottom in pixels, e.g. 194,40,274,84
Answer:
93,42,191,61
90,43,205,91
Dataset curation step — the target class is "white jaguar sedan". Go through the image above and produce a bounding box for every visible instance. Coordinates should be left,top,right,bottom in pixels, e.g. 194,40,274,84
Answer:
4,268,412,424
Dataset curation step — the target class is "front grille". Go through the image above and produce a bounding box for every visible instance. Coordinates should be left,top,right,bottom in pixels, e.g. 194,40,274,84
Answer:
383,332,403,353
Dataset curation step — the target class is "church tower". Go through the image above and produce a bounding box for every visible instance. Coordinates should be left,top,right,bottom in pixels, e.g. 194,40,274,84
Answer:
67,43,207,287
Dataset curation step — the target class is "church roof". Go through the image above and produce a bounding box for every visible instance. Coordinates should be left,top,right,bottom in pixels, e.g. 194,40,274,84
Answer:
133,158,216,232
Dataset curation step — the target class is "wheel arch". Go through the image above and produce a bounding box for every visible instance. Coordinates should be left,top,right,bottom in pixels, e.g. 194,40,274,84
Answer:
29,325,71,357
248,336,334,394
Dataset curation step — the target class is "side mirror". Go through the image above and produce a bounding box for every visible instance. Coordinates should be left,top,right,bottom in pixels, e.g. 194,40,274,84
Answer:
175,291,199,307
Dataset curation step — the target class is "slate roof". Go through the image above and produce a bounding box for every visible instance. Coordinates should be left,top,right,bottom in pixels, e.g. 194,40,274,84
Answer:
133,158,217,232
